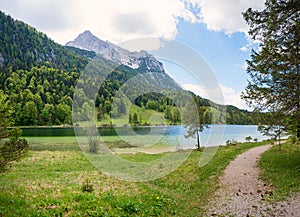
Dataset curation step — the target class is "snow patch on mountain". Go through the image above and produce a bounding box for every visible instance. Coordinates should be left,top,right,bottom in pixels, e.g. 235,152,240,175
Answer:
66,31,164,73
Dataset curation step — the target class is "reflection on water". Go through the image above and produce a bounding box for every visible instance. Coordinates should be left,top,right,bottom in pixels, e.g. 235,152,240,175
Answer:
22,125,271,148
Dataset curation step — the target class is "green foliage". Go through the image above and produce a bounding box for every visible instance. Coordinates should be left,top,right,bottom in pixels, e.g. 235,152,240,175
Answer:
226,138,238,146
245,136,253,142
56,103,71,124
242,0,300,138
0,11,88,73
129,113,132,124
133,91,257,126
82,178,94,192
182,103,209,149
0,90,28,172
187,92,257,125
257,112,286,150
133,113,139,124
0,90,14,138
64,46,97,60
2,66,79,125
225,105,255,125
0,138,28,172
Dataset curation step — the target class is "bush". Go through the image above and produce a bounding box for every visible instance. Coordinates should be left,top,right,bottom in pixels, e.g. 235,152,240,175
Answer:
0,138,28,172
82,179,94,192
245,136,253,142
226,139,237,146
0,90,29,173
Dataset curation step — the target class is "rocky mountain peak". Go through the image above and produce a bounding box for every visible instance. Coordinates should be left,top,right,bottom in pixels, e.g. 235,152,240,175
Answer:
66,31,165,73
66,30,109,53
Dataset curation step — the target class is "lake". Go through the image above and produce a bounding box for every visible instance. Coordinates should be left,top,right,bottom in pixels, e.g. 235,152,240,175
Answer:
22,125,270,148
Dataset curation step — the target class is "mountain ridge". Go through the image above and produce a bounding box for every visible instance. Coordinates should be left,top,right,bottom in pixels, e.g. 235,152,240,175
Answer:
0,11,88,73
66,30,165,74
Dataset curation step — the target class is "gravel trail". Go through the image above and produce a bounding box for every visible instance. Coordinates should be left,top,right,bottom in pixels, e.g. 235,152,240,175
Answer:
205,144,300,217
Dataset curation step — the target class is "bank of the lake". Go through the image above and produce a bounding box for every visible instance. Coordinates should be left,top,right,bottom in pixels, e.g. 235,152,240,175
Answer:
0,138,270,216
3,123,295,216
22,125,271,149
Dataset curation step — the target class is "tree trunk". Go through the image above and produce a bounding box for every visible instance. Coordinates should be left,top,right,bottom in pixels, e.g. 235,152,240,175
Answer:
196,130,200,149
278,133,281,151
297,123,300,139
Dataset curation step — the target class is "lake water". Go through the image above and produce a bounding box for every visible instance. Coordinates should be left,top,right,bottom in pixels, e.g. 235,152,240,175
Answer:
22,125,270,148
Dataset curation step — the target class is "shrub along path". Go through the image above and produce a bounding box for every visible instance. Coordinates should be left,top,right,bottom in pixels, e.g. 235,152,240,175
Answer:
205,144,300,216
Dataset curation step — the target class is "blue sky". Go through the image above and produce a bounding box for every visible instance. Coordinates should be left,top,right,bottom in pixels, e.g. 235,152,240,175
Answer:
0,0,265,109
176,20,250,90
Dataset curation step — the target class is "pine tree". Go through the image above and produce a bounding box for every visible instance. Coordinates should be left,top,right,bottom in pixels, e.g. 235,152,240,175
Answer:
0,90,28,172
242,0,300,138
133,113,138,125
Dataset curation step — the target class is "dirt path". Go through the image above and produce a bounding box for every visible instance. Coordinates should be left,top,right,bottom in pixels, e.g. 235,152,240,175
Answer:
205,144,300,217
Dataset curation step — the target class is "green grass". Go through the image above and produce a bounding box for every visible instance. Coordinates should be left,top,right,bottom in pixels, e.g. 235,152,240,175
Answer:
25,137,80,151
26,136,140,151
0,138,270,216
259,141,300,201
98,104,170,126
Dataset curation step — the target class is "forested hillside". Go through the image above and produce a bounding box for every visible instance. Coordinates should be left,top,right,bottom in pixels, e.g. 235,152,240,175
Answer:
0,11,88,73
0,11,257,126
2,61,147,126
64,46,97,60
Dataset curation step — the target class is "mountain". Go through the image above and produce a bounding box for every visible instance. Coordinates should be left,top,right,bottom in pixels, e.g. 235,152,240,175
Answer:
66,30,181,91
65,46,97,60
0,11,258,126
66,31,257,125
0,11,88,72
66,31,165,73
0,11,181,126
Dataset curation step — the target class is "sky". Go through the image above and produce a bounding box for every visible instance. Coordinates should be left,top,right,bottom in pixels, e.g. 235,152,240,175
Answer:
0,0,265,110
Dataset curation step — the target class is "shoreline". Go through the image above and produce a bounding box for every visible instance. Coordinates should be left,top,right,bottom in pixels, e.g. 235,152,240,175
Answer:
12,123,260,129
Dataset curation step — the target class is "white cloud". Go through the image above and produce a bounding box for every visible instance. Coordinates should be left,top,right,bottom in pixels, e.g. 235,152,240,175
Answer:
1,0,80,31
1,0,264,44
182,83,248,109
0,0,198,44
239,46,248,52
184,0,265,34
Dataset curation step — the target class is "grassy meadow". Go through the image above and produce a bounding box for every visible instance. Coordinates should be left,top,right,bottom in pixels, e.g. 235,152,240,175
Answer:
259,140,300,201
98,104,173,127
0,137,274,216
